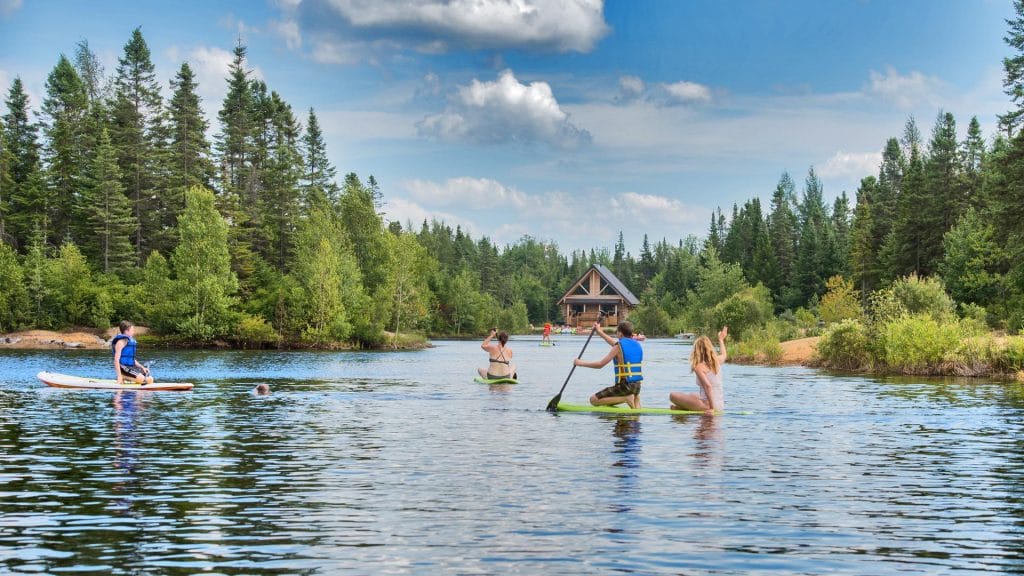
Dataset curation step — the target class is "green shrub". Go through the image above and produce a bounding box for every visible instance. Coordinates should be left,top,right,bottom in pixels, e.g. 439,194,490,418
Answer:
819,275,864,324
817,319,871,370
235,315,281,349
708,284,773,340
944,335,999,376
890,274,955,321
631,299,672,336
794,307,817,333
731,325,783,364
877,314,962,374
998,337,1024,372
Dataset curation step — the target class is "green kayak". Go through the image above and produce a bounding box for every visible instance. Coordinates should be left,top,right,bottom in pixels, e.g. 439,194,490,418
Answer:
474,376,519,385
555,402,741,415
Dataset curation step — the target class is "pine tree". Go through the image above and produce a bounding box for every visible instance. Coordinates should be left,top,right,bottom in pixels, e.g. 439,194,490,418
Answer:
767,172,799,306
74,39,108,104
300,107,339,208
0,128,13,244
831,191,851,277
41,54,90,243
217,41,254,204
849,176,880,297
1000,0,1024,136
259,91,302,270
888,119,928,278
921,111,962,274
109,27,169,261
4,78,46,248
340,172,389,292
168,62,214,209
960,116,986,210
83,129,136,273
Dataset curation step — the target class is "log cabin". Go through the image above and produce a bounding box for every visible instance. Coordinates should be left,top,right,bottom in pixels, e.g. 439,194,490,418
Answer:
557,264,639,328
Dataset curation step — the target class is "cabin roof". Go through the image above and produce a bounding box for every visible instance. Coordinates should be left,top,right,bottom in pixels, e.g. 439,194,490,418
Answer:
557,264,639,306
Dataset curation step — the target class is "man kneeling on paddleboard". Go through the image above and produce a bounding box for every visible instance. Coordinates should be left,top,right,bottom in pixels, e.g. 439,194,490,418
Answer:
479,328,517,381
574,320,643,409
112,321,153,385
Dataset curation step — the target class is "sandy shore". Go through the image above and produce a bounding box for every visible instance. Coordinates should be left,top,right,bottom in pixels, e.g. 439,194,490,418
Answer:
778,336,820,365
0,327,152,350
0,330,109,350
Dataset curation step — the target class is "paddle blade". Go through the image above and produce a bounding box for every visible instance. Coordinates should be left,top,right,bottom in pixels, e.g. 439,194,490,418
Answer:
546,393,561,412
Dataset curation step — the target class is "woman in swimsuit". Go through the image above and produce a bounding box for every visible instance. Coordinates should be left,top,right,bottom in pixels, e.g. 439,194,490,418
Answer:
478,329,517,380
669,326,728,414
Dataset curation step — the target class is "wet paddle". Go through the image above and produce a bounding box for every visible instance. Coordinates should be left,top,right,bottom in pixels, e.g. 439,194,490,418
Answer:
546,312,603,412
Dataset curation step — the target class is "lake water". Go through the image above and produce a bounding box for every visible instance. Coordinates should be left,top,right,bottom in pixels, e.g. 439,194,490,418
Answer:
1,337,1023,574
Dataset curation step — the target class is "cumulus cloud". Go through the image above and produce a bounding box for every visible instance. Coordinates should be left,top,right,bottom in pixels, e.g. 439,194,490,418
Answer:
0,0,22,17
610,192,702,225
418,69,591,148
166,45,264,104
276,0,609,60
383,197,477,232
661,80,712,104
818,150,882,180
405,176,529,208
866,66,943,109
614,75,713,106
273,18,302,50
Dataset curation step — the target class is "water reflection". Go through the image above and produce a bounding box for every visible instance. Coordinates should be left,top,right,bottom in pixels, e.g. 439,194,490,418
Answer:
110,391,143,519
610,417,641,515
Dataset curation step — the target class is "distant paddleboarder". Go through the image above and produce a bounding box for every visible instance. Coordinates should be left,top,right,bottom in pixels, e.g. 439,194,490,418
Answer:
479,328,517,381
542,322,553,345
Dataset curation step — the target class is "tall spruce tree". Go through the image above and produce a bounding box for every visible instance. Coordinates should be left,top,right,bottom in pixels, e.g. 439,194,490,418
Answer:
849,176,880,297
4,78,47,248
41,54,90,244
0,128,13,244
109,27,169,261
300,108,339,208
83,129,136,273
767,172,799,307
960,116,986,209
1000,0,1024,136
168,62,214,209
920,111,962,274
888,118,928,278
831,191,851,277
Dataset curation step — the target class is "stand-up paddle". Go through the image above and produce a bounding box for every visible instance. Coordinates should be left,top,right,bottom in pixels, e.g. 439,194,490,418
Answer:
546,312,604,412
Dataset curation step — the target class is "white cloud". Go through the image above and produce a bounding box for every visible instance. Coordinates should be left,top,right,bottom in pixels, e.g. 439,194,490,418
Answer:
273,18,302,50
284,0,609,56
0,0,22,17
818,151,882,180
418,69,590,148
617,75,645,101
405,176,529,208
166,45,264,105
383,197,478,232
866,66,943,109
610,192,703,225
661,80,712,104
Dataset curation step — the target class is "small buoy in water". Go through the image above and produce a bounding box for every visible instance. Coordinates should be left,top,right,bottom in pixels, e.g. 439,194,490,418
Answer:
253,383,270,396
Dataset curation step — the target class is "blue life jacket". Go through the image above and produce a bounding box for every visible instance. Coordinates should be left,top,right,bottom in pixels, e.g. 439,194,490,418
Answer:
111,334,137,367
614,338,643,383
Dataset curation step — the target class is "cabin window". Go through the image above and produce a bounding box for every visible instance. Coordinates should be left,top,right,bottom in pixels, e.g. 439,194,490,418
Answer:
573,282,589,296
572,304,585,314
600,304,616,315
599,279,614,295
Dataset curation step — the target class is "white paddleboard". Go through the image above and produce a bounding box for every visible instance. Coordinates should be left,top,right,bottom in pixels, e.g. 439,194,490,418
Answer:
37,371,194,391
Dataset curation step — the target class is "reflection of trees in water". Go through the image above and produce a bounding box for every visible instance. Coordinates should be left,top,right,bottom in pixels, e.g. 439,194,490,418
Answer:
870,376,1019,409
112,391,143,518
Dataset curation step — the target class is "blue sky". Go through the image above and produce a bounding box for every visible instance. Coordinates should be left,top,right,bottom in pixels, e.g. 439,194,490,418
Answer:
0,0,1014,253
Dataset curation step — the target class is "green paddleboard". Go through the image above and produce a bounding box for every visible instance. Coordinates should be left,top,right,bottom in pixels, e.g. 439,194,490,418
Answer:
474,376,519,385
555,402,748,415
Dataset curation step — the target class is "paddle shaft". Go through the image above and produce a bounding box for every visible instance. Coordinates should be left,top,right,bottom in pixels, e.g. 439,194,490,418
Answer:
546,313,603,411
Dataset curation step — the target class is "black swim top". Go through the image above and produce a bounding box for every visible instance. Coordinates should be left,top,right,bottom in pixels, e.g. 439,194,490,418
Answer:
490,345,510,364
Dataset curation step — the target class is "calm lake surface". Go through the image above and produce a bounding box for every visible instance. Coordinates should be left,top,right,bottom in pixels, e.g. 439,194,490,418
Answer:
2,337,1024,574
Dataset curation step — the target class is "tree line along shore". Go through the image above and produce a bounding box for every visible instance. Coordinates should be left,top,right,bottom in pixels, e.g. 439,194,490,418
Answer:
2,17,1024,373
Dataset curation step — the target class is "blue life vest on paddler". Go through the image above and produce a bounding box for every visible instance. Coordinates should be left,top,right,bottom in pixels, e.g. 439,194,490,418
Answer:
614,338,643,383
111,334,137,367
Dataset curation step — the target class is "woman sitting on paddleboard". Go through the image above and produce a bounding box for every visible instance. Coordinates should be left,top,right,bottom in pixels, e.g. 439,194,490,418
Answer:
112,321,153,386
574,320,644,409
669,326,728,414
479,329,517,381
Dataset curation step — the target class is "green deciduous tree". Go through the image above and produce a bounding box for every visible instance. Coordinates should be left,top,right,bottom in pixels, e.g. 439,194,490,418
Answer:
171,186,239,340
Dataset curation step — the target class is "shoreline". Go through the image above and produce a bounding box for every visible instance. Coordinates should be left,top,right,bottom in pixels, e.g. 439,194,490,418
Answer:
0,328,432,352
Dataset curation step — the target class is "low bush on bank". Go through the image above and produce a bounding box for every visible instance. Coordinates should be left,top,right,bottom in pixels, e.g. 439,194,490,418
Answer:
817,319,872,371
730,324,783,365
